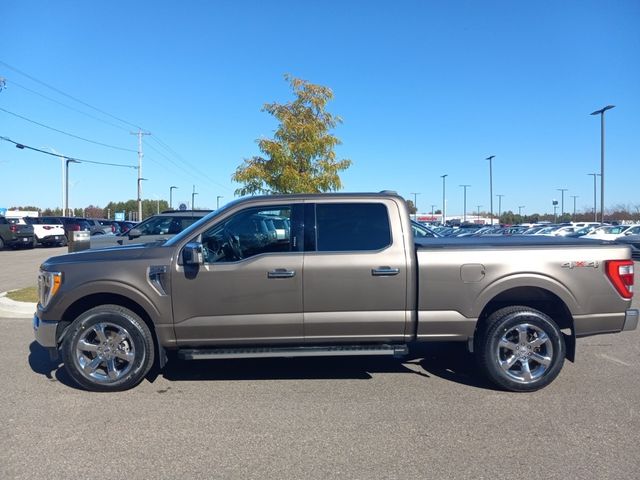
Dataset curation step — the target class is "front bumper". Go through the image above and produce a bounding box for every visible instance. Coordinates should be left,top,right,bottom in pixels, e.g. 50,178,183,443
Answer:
33,313,59,348
623,309,639,331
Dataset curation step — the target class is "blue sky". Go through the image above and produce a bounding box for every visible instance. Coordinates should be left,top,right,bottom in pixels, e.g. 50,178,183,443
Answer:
1,0,638,216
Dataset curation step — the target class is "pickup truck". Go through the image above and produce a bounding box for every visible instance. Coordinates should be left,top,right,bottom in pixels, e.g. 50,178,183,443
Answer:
33,193,638,392
0,216,35,249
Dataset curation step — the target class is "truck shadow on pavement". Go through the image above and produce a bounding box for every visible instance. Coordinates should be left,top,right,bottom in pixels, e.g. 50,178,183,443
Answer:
28,341,495,391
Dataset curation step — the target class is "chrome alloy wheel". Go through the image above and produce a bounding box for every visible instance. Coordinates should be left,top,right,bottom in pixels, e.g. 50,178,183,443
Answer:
75,322,136,383
496,323,553,384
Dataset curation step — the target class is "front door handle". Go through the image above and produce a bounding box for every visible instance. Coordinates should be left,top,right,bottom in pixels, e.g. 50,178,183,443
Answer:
268,269,296,279
372,267,400,276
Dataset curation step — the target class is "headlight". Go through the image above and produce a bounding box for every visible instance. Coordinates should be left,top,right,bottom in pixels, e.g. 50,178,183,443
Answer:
38,270,62,309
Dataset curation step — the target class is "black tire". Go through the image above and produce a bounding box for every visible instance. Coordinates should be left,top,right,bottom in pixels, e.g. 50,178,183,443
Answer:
61,305,155,392
476,306,565,392
59,236,68,247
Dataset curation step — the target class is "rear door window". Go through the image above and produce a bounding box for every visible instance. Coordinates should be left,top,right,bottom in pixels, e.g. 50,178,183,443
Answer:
315,203,391,252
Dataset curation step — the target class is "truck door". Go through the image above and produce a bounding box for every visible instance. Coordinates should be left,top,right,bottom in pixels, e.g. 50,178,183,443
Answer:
171,203,304,346
302,201,409,343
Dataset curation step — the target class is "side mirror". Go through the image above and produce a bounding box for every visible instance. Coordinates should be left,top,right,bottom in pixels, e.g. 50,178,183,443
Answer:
128,228,142,239
182,242,204,265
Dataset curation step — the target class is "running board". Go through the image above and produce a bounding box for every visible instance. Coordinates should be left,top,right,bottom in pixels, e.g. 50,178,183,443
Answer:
178,344,409,360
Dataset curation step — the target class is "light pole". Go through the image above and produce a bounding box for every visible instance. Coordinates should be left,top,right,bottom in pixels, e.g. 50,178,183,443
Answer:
441,174,448,225
485,155,495,224
476,205,482,223
570,195,579,219
590,105,615,223
137,178,148,220
518,205,525,217
65,158,80,216
410,192,420,216
587,173,600,222
169,186,178,209
557,188,568,218
431,205,436,217
497,194,505,225
459,185,470,223
216,195,224,209
191,185,198,210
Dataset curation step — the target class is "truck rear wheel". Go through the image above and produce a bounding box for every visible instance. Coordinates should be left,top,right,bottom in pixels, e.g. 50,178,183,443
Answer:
476,306,565,392
61,305,155,392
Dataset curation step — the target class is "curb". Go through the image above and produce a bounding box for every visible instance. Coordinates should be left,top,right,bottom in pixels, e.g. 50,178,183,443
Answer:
0,291,36,319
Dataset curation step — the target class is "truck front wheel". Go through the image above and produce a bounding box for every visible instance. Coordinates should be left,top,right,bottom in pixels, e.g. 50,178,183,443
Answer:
476,306,565,392
61,305,155,392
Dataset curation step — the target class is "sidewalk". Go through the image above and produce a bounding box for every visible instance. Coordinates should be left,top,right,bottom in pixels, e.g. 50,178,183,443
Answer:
0,292,36,319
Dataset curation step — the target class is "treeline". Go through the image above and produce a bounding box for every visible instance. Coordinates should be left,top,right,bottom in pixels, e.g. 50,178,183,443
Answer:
10,199,172,221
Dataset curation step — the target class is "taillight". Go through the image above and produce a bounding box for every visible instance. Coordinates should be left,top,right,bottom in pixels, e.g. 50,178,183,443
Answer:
9,225,17,233
606,260,634,299
111,224,116,233
70,224,80,231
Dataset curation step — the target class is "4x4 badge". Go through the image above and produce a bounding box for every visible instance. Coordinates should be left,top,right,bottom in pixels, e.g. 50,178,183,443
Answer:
561,261,599,269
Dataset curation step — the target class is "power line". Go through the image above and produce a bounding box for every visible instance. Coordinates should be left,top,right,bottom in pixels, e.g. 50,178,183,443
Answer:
0,107,137,153
0,60,142,130
0,136,137,169
7,78,130,132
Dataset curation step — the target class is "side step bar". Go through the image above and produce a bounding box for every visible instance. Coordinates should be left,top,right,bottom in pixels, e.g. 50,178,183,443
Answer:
178,344,409,360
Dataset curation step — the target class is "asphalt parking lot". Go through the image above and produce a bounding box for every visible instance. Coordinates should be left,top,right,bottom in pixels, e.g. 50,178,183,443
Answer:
0,248,639,479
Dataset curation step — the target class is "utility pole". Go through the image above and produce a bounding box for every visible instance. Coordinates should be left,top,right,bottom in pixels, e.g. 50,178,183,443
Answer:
485,155,495,225
170,186,178,210
410,192,420,216
518,205,525,217
191,185,198,210
459,185,470,223
497,194,505,225
216,195,224,209
477,205,482,223
131,130,151,221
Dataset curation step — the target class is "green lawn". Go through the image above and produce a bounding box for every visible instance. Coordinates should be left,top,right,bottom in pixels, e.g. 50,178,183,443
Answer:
6,286,38,303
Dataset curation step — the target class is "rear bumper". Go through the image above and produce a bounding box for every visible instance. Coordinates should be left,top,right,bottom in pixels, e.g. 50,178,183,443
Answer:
623,309,639,331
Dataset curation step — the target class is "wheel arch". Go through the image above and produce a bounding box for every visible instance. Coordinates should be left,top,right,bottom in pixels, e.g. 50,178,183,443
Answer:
475,286,576,362
57,293,167,369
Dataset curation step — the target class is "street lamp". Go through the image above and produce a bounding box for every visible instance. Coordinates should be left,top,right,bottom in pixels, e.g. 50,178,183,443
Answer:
591,105,615,223
557,188,568,218
459,185,470,223
571,195,579,219
497,194,505,225
65,158,80,216
431,205,436,217
587,173,600,222
216,195,224,209
169,186,178,209
485,155,495,224
137,178,148,220
476,205,482,223
441,174,448,225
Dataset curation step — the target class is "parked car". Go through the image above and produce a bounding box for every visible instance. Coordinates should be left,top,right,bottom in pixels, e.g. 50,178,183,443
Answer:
0,216,35,249
23,217,67,246
40,216,92,241
615,235,640,259
84,218,117,235
411,220,441,238
90,210,211,248
582,225,634,241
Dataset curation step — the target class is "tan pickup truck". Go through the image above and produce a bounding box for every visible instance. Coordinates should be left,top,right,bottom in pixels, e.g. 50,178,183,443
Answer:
33,192,638,392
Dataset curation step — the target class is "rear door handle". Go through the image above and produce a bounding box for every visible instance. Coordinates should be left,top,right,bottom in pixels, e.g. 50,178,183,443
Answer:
268,269,296,279
372,267,400,276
